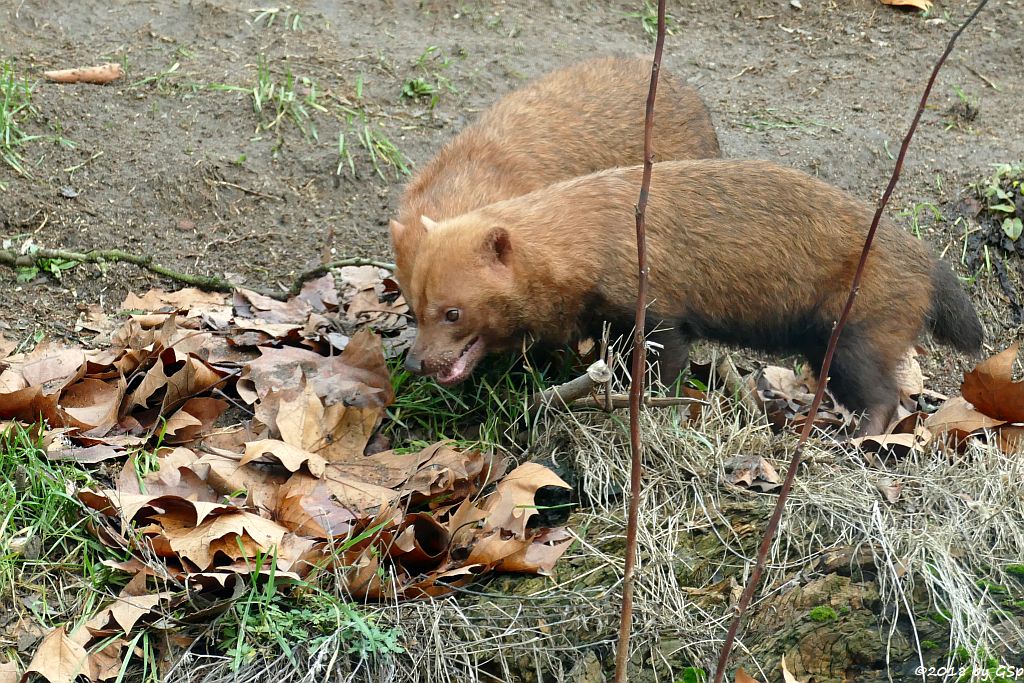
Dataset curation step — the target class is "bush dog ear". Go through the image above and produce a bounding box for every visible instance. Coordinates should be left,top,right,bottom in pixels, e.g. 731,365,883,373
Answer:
389,219,408,244
483,227,512,266
420,215,440,231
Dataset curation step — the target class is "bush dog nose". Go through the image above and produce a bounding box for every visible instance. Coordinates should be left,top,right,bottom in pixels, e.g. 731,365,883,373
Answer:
403,353,423,374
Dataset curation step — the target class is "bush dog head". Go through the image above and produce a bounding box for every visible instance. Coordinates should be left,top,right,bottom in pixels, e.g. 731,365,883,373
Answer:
402,159,983,437
403,218,522,384
390,56,720,289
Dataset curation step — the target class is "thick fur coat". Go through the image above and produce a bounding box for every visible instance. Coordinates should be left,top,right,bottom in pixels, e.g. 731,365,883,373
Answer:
403,160,983,435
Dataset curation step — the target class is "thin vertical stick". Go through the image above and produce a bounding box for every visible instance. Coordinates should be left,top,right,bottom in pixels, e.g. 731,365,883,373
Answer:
710,2,990,681
613,1,667,681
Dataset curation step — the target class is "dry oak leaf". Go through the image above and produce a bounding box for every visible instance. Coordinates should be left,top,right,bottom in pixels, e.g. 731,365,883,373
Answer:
493,526,573,574
923,396,1005,443
0,661,18,683
723,455,782,492
735,669,764,683
961,342,1024,423
241,439,328,477
234,288,312,324
273,379,382,461
24,626,97,683
481,462,572,537
89,639,127,682
57,377,122,430
160,509,289,570
121,288,228,315
163,397,228,444
273,475,360,538
879,0,932,10
85,572,172,637
296,274,340,312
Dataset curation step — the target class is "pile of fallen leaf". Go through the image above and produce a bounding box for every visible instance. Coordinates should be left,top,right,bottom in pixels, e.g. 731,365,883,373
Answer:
0,270,571,682
743,344,1024,460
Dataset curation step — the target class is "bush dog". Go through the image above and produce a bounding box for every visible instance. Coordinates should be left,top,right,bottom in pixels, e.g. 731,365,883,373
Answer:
390,56,720,287
402,159,983,436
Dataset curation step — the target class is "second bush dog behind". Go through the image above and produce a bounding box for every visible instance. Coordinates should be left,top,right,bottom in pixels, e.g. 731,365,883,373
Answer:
390,56,721,288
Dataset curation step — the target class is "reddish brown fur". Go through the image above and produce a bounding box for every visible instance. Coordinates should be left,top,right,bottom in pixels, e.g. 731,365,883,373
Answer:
390,56,720,287
405,159,983,435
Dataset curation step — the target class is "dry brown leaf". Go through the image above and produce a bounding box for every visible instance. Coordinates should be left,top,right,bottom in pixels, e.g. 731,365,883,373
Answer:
24,626,97,683
735,668,764,683
723,455,782,492
163,397,228,444
161,509,289,570
961,342,1024,422
781,655,806,683
193,449,289,511
234,288,312,324
0,335,16,360
873,478,904,504
0,661,19,683
879,0,933,10
481,462,571,536
923,396,1005,442
46,443,126,463
90,638,126,681
296,274,339,312
121,288,228,314
851,430,930,459
894,347,925,406
274,478,359,537
494,526,573,574
85,573,171,636
241,439,327,477
58,377,122,430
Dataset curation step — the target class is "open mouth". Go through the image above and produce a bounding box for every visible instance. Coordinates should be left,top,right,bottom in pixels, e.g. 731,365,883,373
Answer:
434,337,486,385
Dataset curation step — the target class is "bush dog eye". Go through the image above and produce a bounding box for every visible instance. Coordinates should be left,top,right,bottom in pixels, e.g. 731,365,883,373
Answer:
445,309,460,323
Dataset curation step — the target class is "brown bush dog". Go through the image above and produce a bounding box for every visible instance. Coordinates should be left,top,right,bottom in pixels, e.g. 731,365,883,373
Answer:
390,56,720,287
402,159,984,436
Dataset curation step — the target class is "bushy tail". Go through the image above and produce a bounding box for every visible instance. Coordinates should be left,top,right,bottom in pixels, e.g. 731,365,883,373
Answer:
928,262,984,353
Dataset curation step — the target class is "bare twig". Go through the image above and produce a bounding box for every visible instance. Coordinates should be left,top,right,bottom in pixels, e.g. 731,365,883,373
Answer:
283,257,396,299
614,0,666,680
0,245,394,301
711,2,991,681
529,361,612,411
573,394,701,410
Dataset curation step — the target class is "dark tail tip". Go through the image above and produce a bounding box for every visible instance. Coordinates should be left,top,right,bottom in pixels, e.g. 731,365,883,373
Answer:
929,262,983,353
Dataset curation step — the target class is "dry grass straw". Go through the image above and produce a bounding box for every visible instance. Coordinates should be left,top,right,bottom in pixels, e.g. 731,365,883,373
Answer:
177,354,1023,682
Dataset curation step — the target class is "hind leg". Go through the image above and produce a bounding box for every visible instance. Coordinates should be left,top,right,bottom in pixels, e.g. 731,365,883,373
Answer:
806,328,899,436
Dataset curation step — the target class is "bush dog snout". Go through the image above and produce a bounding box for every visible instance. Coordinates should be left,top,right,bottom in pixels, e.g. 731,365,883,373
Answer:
403,159,983,436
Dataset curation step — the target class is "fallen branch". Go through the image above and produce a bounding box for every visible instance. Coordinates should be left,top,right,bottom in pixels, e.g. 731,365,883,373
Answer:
614,0,666,680
573,394,701,410
43,63,123,85
283,257,396,299
0,245,394,301
710,2,990,681
529,360,612,411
